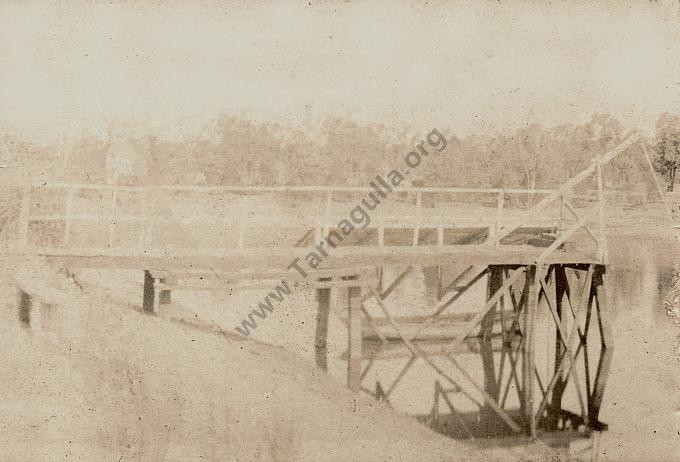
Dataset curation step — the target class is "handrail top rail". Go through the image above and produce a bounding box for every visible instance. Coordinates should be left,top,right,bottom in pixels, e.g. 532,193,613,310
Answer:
28,181,556,195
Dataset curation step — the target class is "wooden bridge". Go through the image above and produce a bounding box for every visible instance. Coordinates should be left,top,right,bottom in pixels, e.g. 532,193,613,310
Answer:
5,133,664,451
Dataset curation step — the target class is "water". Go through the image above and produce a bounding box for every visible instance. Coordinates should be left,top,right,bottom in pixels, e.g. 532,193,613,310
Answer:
597,260,679,461
3,232,678,460
165,245,680,460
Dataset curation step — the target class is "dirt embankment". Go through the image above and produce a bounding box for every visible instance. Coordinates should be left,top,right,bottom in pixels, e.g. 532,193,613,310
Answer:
0,259,486,462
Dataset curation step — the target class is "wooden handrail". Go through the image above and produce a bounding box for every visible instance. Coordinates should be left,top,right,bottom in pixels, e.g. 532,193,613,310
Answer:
30,180,556,195
18,134,640,255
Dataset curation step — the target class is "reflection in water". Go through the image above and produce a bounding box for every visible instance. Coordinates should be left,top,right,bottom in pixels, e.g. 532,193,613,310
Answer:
594,253,679,462
609,258,670,324
407,253,679,460
9,248,677,460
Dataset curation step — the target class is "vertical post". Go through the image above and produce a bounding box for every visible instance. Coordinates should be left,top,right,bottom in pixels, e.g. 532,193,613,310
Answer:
315,285,331,371
432,381,441,426
522,264,540,437
145,222,155,251
63,186,75,247
323,190,332,239
558,195,565,234
412,190,422,246
547,264,569,430
595,157,607,262
437,226,444,246
375,381,386,401
589,265,613,430
142,270,155,313
494,190,505,245
423,266,440,307
347,286,363,391
18,186,31,248
17,288,32,327
481,265,502,423
158,278,171,306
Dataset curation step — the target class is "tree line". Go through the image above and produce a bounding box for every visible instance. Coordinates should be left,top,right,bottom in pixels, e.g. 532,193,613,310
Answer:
2,112,679,194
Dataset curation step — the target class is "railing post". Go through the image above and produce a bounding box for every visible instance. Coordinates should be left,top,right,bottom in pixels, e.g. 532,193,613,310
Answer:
595,156,607,262
323,190,332,239
412,190,422,246
494,190,504,245
558,193,566,249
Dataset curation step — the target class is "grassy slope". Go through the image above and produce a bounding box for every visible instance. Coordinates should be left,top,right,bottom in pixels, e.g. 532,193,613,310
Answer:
0,260,482,462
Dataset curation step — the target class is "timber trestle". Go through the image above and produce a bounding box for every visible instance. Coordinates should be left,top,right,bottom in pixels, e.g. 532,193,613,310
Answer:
10,134,651,454
313,262,612,442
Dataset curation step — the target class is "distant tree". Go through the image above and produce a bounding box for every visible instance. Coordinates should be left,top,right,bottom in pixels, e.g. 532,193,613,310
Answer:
586,113,624,153
517,124,544,193
654,113,680,191
322,118,395,185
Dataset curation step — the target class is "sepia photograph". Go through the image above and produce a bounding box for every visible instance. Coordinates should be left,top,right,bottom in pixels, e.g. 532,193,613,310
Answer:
1,1,679,460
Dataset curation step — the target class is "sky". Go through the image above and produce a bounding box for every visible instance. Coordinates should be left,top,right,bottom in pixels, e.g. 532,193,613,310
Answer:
1,0,680,143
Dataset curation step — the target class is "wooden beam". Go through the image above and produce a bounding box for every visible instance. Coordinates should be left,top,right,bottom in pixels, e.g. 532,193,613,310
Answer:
17,287,32,326
315,287,331,371
595,156,607,262
498,134,640,244
142,270,155,313
412,190,422,246
548,265,569,430
494,190,505,245
437,266,527,358
539,270,588,421
562,199,599,244
38,246,601,275
31,180,557,195
369,289,491,416
535,207,598,264
352,334,519,360
481,265,503,421
347,286,363,391
589,265,613,429
534,265,594,426
522,265,540,437
158,278,171,305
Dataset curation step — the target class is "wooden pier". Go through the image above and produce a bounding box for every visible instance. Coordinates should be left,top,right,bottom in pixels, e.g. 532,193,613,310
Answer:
7,133,657,448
